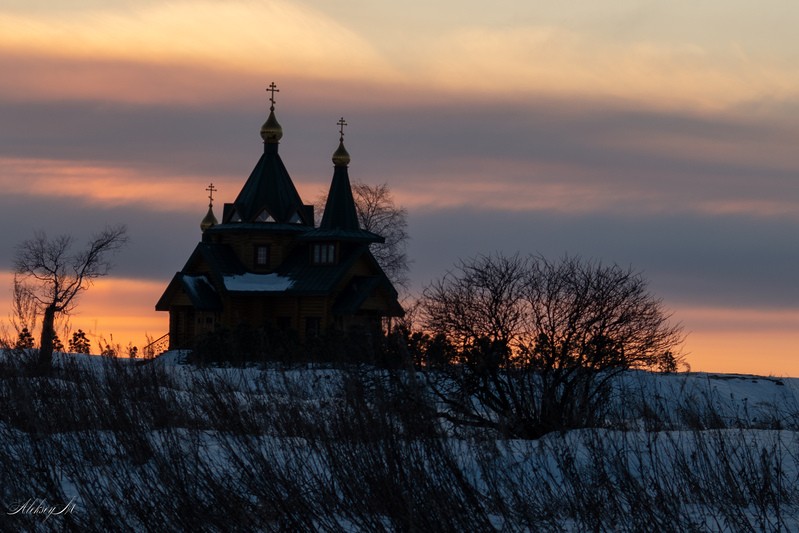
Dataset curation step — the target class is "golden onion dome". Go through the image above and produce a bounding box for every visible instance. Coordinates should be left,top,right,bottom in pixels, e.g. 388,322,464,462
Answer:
332,140,350,167
200,205,218,232
260,106,283,143
332,117,350,166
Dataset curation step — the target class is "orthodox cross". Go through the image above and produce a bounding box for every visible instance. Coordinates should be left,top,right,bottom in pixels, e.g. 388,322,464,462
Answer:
266,82,279,107
337,117,347,141
206,183,217,207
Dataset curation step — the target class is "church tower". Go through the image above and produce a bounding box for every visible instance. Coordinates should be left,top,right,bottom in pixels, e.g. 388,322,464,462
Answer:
222,83,313,226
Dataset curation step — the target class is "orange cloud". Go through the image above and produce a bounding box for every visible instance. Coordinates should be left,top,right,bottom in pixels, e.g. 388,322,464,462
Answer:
417,26,799,110
0,157,238,212
0,52,257,106
0,1,399,98
0,156,329,215
2,2,796,111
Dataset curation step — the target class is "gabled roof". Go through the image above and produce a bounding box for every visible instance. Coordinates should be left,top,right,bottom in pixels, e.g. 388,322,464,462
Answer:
155,272,222,311
225,143,311,225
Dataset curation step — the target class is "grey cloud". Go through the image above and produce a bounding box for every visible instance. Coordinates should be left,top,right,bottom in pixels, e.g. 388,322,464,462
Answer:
408,208,799,310
0,192,197,282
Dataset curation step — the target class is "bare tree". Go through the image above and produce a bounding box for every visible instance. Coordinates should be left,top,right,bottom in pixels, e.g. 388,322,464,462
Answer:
13,225,128,372
351,182,410,290
420,253,684,438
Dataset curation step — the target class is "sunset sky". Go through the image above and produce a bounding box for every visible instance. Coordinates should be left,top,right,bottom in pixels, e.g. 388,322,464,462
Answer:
0,1,797,374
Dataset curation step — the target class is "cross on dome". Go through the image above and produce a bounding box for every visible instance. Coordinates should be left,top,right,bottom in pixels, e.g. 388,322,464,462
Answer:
206,183,217,206
337,117,347,141
260,82,284,143
266,82,279,109
200,182,219,232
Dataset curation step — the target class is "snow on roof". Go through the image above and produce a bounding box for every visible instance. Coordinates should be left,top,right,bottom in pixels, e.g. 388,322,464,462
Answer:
183,274,215,298
223,272,294,292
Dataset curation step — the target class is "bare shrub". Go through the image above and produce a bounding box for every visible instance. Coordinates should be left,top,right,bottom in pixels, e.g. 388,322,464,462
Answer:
421,253,685,438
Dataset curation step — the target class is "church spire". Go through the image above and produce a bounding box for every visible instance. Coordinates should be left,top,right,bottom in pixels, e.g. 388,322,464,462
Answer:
260,82,283,144
225,86,310,225
200,182,218,232
320,117,359,232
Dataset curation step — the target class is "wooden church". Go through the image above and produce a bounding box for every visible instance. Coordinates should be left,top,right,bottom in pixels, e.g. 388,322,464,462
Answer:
156,85,404,349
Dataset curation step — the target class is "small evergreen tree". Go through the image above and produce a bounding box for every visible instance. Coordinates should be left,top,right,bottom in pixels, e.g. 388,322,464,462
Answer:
68,329,91,354
52,334,64,352
15,327,35,350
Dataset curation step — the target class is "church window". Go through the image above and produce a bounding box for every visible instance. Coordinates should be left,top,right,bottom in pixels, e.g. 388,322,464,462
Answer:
312,243,336,265
230,209,243,223
256,210,275,222
289,211,303,224
254,244,270,267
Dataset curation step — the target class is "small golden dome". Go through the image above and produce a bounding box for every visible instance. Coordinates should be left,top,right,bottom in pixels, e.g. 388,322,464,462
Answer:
260,107,283,143
332,140,350,167
200,205,218,232
332,117,350,166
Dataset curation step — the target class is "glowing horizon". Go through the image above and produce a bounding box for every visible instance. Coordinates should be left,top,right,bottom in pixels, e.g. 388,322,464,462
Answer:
0,268,796,375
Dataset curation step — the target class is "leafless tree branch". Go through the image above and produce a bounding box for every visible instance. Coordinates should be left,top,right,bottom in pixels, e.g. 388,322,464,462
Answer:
12,225,128,372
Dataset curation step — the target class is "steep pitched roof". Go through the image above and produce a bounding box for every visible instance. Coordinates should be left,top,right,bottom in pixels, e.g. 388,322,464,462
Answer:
320,164,359,232
310,138,383,243
223,101,311,225
227,143,310,224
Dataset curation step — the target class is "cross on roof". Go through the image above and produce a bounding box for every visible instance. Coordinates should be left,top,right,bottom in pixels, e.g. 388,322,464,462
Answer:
206,183,217,206
266,82,279,107
337,117,347,140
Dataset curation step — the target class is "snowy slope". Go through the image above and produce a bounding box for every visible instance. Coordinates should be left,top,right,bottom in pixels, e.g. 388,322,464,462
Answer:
1,350,798,531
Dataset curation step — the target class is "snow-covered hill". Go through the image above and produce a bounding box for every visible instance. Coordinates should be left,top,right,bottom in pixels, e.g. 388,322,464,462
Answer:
1,351,798,531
